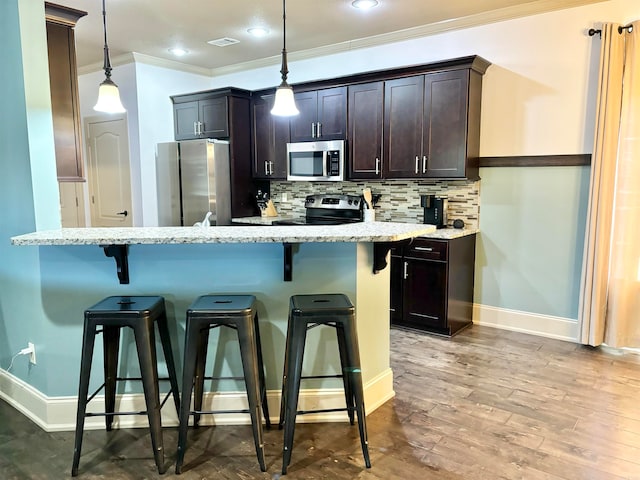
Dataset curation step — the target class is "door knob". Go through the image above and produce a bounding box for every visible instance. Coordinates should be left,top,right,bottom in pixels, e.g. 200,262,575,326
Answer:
116,210,128,217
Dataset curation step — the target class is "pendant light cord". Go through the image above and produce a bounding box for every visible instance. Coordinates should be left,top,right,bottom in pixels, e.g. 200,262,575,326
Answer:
101,0,113,79
279,0,290,86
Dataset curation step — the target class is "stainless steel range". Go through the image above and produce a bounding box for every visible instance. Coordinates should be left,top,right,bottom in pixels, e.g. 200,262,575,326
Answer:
274,194,363,225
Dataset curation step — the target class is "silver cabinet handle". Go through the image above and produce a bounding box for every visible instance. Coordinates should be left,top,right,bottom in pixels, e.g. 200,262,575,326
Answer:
415,156,419,174
403,261,408,279
311,122,316,138
375,157,380,175
193,121,198,136
269,161,274,175
264,160,269,175
317,122,322,137
414,246,433,252
199,121,203,135
422,155,427,174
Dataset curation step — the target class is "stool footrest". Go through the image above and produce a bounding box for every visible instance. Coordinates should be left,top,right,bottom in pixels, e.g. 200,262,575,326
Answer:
202,376,246,382
192,409,250,415
297,407,352,416
86,410,146,417
301,374,344,380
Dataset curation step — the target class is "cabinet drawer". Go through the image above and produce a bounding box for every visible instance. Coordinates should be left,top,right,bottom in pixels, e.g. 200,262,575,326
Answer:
405,238,447,261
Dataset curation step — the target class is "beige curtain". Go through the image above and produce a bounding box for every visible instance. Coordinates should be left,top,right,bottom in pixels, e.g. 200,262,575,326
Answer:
579,22,640,348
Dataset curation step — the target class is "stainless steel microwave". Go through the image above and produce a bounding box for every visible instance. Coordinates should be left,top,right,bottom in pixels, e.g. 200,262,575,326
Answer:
286,140,345,181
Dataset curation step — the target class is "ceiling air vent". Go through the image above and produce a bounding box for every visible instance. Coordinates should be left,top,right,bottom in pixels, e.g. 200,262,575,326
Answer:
207,37,240,47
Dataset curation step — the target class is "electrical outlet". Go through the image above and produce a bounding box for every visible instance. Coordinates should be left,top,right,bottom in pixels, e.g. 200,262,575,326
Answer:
28,342,36,364
281,193,288,202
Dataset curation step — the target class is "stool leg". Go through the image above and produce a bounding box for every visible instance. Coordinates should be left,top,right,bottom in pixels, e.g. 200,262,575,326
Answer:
176,317,200,474
237,316,267,472
343,320,371,469
192,326,210,427
336,324,355,425
133,318,166,474
103,326,120,431
278,310,294,429
281,318,308,475
71,319,97,477
253,312,271,429
156,309,180,414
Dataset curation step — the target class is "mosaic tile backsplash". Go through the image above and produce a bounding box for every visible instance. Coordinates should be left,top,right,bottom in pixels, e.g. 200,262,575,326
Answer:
270,179,479,230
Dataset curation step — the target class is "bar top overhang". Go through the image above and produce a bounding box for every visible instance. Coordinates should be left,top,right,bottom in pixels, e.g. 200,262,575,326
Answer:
10,222,436,246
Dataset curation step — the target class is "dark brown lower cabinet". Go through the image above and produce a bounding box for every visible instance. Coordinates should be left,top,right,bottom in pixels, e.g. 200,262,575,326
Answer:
390,234,476,336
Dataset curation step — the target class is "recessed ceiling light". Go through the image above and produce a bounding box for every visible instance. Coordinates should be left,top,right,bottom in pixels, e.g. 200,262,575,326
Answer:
352,0,378,9
168,47,188,57
247,27,269,37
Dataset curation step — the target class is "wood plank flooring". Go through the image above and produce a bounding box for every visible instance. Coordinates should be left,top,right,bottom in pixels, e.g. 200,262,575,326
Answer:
1,325,639,479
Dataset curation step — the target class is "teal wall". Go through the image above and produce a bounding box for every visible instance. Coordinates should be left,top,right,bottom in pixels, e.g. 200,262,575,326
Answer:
0,0,46,391
475,166,590,319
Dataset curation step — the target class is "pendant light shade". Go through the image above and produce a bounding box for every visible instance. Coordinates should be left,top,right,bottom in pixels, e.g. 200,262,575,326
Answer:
94,0,125,113
271,0,299,116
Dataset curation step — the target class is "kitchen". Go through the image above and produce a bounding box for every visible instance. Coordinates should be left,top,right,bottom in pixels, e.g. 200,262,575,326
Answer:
2,0,640,478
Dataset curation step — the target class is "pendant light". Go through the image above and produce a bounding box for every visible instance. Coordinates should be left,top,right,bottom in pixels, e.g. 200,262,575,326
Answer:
93,0,125,113
271,0,299,116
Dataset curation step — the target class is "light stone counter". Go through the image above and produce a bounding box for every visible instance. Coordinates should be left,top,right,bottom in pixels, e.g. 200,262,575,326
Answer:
10,222,436,246
420,227,478,240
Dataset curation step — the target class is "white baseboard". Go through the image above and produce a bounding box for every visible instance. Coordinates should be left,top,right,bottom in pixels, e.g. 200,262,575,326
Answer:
0,367,394,433
473,303,579,342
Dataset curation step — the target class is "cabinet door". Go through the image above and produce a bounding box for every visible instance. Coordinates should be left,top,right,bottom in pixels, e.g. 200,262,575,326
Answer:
46,21,84,180
252,94,289,179
403,258,447,331
316,87,347,140
423,70,469,178
390,253,404,325
290,91,318,142
348,82,383,179
174,101,199,140
200,97,229,138
384,76,424,178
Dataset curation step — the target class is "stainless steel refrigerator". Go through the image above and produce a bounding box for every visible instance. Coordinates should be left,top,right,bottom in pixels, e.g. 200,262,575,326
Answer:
156,139,232,226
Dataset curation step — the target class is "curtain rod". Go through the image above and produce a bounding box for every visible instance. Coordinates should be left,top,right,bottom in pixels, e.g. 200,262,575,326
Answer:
588,24,633,37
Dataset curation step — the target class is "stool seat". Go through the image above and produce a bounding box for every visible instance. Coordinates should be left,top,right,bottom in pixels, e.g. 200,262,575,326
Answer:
279,293,370,475
176,294,270,474
72,295,180,476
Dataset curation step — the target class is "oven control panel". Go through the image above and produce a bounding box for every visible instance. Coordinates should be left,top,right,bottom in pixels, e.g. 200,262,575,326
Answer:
304,194,361,210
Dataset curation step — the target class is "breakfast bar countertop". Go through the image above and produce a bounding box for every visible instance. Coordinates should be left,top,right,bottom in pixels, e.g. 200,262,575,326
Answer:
10,222,436,246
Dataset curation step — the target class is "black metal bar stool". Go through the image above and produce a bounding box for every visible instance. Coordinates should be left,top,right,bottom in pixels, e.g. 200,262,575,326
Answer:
71,295,180,476
279,293,371,475
175,294,270,474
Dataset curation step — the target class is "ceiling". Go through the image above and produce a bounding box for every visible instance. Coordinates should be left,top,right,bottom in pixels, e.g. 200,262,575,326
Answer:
54,0,604,75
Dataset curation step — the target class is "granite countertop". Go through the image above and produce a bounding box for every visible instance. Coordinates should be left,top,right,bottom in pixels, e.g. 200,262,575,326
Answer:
233,216,478,240
419,227,479,240
10,222,437,246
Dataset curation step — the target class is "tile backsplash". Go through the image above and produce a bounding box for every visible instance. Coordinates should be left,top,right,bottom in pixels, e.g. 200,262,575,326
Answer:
270,179,479,230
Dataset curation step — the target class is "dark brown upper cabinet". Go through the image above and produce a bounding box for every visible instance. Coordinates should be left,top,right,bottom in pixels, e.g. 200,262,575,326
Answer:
172,89,252,140
290,87,347,142
251,93,289,179
384,68,483,180
45,2,87,182
348,82,384,179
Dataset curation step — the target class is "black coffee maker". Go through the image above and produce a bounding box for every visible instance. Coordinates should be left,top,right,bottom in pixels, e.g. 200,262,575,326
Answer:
421,194,448,228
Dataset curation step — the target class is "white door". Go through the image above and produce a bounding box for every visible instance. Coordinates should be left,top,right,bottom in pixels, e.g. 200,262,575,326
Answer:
85,115,132,227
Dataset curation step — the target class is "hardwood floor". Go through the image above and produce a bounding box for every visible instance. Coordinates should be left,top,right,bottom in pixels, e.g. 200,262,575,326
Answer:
1,325,639,479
